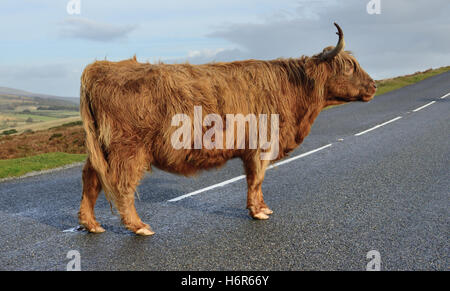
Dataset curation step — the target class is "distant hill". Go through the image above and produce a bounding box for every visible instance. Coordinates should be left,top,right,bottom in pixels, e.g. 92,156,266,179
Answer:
0,94,79,111
0,87,80,133
0,86,79,105
0,87,32,96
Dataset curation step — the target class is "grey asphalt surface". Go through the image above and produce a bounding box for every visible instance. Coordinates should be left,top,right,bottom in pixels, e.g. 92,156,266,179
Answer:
0,72,449,271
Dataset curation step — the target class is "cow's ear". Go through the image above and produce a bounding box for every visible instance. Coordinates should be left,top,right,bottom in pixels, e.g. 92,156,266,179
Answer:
305,58,329,99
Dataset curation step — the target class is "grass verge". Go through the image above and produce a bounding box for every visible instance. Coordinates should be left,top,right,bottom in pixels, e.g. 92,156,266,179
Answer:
374,66,450,96
0,152,86,179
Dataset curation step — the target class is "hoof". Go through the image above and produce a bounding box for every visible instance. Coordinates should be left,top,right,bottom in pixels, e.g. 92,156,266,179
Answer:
261,208,273,215
89,226,106,233
80,220,105,233
252,212,270,220
136,228,155,236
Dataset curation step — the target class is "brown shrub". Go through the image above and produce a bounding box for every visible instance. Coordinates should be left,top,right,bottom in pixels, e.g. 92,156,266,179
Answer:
0,125,86,159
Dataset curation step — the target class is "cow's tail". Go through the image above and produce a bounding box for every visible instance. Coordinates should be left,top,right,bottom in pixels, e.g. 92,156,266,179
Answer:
80,79,117,207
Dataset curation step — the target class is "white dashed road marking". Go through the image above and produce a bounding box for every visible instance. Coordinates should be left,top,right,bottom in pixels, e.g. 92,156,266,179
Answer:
168,143,332,202
354,116,403,136
412,101,436,112
267,143,332,169
168,175,246,202
169,90,449,202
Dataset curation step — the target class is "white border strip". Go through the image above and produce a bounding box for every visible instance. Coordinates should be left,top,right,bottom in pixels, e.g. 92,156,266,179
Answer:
355,116,402,136
168,143,332,202
440,92,450,99
412,101,436,112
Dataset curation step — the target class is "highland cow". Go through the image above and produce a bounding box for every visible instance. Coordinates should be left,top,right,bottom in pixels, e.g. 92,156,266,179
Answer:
78,23,376,235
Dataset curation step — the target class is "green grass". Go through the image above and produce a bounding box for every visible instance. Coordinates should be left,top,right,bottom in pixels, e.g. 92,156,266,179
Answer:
0,110,80,131
375,66,450,96
28,110,80,118
4,112,57,121
0,152,86,179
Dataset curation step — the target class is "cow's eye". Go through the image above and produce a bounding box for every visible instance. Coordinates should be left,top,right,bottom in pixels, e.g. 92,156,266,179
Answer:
344,64,354,76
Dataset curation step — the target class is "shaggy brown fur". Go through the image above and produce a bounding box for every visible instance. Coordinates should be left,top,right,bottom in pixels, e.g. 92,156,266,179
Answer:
78,23,376,235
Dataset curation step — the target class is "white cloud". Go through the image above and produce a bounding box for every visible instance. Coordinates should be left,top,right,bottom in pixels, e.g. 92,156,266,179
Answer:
177,0,450,79
187,48,226,59
60,18,136,42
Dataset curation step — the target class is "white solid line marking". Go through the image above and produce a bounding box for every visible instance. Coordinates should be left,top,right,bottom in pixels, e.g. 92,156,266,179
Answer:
168,143,332,202
440,92,450,99
412,101,436,112
355,116,403,136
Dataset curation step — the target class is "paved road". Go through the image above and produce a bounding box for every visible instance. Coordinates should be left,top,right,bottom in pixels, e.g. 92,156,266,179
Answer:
0,72,449,270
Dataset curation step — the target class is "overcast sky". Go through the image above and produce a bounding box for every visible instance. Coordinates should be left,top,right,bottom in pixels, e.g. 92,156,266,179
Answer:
1,0,449,97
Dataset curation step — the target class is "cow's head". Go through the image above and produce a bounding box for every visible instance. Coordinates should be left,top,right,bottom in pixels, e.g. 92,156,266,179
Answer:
306,23,376,106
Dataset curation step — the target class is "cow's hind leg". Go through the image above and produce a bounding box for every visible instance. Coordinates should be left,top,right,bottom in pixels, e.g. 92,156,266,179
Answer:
108,147,154,236
78,158,105,233
243,154,273,220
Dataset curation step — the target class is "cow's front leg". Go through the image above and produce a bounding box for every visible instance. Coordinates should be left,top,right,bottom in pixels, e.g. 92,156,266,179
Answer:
115,193,154,236
243,154,273,220
108,147,154,236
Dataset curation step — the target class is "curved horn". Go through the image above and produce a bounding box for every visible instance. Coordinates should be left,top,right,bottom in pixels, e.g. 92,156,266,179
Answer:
321,22,345,61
